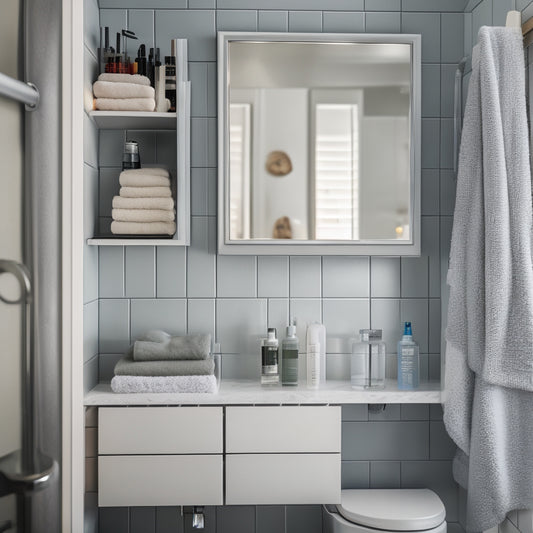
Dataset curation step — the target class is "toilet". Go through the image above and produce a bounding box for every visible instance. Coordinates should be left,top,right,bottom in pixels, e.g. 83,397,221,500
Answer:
323,489,447,533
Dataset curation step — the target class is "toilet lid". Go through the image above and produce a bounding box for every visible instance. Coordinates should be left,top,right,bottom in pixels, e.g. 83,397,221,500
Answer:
336,489,446,531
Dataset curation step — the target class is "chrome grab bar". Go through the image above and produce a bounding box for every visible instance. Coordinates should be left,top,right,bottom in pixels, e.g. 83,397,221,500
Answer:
453,57,468,179
0,72,39,110
0,260,57,505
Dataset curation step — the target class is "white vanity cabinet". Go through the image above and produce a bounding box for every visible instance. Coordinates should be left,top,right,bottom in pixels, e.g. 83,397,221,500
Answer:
95,404,341,507
225,406,341,505
97,407,223,507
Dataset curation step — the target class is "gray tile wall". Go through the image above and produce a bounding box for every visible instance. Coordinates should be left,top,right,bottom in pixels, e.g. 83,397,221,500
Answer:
89,0,470,531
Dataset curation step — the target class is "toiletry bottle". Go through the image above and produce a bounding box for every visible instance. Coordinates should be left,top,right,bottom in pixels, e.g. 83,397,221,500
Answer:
165,55,176,112
281,318,299,386
351,329,386,390
307,323,326,383
122,140,140,170
261,328,279,386
307,343,320,389
397,322,420,390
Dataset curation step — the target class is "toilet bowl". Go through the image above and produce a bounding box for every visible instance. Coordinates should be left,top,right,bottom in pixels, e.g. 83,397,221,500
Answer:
323,489,447,533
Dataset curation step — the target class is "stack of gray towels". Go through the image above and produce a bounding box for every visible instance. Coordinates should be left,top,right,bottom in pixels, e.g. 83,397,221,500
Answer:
110,331,216,393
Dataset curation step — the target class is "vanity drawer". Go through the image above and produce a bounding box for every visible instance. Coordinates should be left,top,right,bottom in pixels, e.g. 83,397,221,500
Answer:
98,454,223,507
226,406,341,453
99,407,223,454
225,453,341,504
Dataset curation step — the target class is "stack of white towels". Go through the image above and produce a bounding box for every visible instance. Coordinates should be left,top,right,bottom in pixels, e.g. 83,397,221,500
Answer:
93,73,162,112
111,167,176,236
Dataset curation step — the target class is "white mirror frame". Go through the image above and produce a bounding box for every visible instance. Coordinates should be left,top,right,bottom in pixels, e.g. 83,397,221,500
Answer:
217,31,421,256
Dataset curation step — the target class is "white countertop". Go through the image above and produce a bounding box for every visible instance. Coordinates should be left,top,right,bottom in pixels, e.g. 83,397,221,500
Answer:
84,379,441,406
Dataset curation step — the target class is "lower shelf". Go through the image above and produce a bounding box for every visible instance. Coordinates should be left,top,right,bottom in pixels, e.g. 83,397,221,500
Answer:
87,237,188,246
84,379,442,405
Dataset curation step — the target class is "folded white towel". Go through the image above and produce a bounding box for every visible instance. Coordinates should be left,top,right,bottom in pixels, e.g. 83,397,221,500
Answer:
93,81,155,99
97,73,151,86
112,208,175,223
121,167,170,178
119,173,170,188
119,186,171,198
111,220,176,235
95,98,155,112
112,196,175,210
110,375,217,394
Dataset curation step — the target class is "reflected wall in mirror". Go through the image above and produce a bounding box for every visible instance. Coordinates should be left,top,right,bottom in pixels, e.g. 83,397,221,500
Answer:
218,33,421,255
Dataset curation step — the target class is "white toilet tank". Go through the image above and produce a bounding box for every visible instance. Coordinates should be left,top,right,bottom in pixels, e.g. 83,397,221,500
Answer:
323,489,447,533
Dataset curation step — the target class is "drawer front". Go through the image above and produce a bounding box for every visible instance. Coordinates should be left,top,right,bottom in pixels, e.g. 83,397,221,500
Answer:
226,406,341,453
226,453,341,505
98,455,223,507
99,407,223,454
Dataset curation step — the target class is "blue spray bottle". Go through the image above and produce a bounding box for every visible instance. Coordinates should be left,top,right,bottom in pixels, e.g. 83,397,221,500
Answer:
397,322,419,390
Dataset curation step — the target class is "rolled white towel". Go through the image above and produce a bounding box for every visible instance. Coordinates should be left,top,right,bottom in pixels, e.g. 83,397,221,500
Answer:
111,220,176,235
93,81,155,99
119,172,170,188
112,196,175,210
97,73,151,86
112,208,175,223
121,167,170,178
110,375,218,394
95,98,155,112
119,186,171,198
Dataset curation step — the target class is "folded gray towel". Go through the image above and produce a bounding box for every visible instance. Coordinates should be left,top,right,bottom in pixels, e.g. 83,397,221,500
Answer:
114,353,215,376
111,375,217,394
133,331,211,361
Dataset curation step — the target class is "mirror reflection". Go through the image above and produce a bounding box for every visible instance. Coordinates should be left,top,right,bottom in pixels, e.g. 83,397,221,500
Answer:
228,41,413,242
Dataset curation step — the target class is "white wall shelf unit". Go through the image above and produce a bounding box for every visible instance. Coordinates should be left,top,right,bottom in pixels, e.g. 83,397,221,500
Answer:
89,111,177,130
88,81,191,246
84,379,441,406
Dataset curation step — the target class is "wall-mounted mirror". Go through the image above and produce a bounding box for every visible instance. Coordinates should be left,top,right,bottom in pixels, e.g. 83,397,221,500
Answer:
218,32,421,255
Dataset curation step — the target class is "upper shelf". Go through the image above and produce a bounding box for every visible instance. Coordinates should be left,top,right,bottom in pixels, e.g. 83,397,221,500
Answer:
89,110,177,130
84,379,442,406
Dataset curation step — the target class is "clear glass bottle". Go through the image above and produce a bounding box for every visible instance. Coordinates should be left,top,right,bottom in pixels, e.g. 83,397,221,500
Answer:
351,329,386,389
261,327,279,386
397,322,420,390
281,318,299,386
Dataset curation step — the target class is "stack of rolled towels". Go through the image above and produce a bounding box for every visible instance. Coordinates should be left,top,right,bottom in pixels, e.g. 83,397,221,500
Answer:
111,167,176,236
111,331,217,393
93,73,165,112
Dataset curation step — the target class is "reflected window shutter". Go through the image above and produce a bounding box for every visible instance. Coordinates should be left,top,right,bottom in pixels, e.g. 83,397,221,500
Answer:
229,104,251,239
315,104,359,240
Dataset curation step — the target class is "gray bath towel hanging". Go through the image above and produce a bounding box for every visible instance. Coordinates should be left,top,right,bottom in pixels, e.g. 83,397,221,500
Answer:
444,26,533,532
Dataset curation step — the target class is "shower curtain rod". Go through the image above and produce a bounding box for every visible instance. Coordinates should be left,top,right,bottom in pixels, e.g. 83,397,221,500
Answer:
0,72,39,109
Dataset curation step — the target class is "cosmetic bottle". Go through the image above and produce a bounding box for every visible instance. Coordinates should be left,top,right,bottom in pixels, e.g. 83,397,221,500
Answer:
122,140,140,170
306,343,320,389
351,329,386,390
261,328,279,386
155,63,167,112
165,55,176,112
397,322,420,390
281,318,299,386
307,323,326,383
